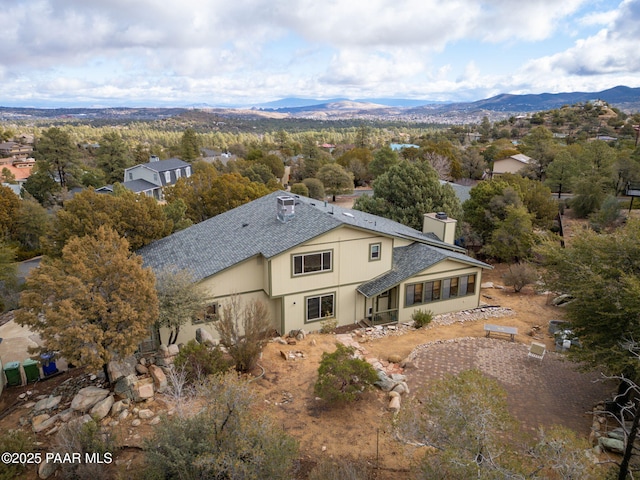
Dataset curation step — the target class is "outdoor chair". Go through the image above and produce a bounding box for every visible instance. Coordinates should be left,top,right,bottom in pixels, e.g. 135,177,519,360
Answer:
528,342,546,362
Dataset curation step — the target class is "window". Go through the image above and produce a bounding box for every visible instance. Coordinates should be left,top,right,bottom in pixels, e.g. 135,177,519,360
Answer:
192,303,218,325
175,169,181,179
185,166,192,177
406,283,423,305
405,274,476,307
164,171,171,183
128,172,133,180
369,243,381,261
466,274,476,294
306,293,335,322
293,251,332,276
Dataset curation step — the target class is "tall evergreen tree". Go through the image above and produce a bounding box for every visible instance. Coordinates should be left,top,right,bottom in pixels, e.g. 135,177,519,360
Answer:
96,132,133,184
354,160,462,231
33,127,81,189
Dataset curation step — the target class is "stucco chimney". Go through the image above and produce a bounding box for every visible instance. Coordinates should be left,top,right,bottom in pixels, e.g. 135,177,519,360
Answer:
423,212,457,244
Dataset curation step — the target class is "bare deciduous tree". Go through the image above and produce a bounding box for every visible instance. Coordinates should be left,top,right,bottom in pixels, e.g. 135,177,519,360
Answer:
214,296,273,372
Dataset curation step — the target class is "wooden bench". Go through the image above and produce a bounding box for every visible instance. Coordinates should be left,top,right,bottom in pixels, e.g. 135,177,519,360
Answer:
484,324,517,342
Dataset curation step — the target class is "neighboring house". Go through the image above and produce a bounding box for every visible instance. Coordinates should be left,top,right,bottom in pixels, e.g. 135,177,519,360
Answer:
492,153,531,176
439,180,472,204
138,191,491,345
0,156,35,188
0,141,33,159
122,157,192,200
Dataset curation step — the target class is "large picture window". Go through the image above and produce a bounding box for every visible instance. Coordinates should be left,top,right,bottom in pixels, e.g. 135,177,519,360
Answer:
293,251,332,276
405,274,476,307
306,293,335,322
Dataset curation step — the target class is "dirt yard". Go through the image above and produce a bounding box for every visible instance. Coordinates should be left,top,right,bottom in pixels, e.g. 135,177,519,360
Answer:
249,263,613,477
0,264,614,479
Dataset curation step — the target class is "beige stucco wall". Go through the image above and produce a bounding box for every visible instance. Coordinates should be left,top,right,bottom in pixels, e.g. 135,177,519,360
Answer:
164,290,279,347
492,158,526,175
269,227,393,297
398,263,484,322
159,226,487,345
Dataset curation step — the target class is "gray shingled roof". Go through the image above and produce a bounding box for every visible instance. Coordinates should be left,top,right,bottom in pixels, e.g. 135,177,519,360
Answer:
357,243,489,298
122,179,159,193
145,158,189,172
439,180,471,204
137,191,485,282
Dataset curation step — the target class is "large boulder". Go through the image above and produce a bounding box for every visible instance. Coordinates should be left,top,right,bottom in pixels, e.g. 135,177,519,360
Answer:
38,458,58,479
106,355,137,383
196,327,217,346
33,414,59,433
132,378,155,402
374,370,396,392
599,437,625,454
90,395,114,421
114,374,138,397
148,365,168,393
70,387,110,412
33,395,62,413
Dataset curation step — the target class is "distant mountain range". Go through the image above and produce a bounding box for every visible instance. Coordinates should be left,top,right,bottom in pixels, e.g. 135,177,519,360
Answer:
253,86,640,114
2,86,639,123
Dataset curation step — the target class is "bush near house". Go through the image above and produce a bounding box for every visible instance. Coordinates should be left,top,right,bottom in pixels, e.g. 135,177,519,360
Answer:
314,343,378,405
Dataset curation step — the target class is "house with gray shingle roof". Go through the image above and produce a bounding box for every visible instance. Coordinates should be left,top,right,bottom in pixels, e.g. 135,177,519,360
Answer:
138,191,491,344
122,157,192,200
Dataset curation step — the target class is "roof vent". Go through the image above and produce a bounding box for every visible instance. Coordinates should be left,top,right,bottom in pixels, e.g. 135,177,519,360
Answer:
435,212,448,220
276,196,295,223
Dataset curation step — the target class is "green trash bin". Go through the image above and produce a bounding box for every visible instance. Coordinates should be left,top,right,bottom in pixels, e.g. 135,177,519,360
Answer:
23,359,40,383
3,361,22,387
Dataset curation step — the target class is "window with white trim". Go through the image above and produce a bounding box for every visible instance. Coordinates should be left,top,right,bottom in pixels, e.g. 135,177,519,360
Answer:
185,166,192,177
293,251,332,275
175,169,181,179
164,171,171,183
369,243,381,261
306,293,335,322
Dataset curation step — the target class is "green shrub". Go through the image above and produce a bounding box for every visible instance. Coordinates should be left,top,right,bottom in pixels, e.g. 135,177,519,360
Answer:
314,343,378,404
411,309,433,328
144,373,298,480
290,182,309,197
54,419,117,480
319,317,338,333
173,339,232,383
0,430,37,480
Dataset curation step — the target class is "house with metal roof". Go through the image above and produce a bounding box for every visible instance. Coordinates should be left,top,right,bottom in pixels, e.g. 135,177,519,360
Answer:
137,191,491,344
122,157,192,200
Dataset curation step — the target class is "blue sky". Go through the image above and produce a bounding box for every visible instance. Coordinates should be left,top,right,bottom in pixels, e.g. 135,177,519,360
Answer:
0,0,638,107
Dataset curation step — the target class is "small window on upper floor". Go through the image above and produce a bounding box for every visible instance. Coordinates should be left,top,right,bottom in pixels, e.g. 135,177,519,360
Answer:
369,243,381,261
164,171,171,183
185,166,192,177
175,169,181,179
128,172,133,180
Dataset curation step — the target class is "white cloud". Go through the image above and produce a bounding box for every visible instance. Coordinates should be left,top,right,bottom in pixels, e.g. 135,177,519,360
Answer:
0,0,638,105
